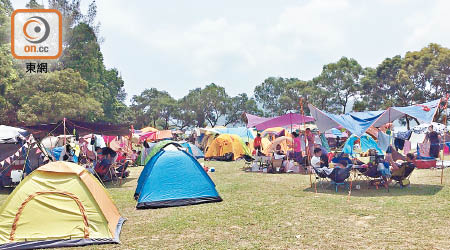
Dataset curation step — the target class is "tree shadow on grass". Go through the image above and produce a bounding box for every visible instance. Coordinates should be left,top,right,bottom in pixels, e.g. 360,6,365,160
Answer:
302,180,444,197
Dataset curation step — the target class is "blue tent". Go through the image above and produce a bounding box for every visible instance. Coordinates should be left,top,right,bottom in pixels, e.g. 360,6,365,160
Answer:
135,148,222,209
343,134,383,156
180,142,204,158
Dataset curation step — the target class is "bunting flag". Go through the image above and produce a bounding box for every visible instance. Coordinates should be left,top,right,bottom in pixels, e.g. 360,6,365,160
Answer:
0,161,3,167
5,157,11,164
36,148,42,154
14,151,20,157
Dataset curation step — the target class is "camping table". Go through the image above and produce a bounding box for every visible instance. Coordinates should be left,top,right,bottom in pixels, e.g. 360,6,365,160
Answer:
351,164,368,182
253,156,271,170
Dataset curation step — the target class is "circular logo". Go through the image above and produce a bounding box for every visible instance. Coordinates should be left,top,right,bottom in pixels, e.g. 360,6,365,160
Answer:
23,16,50,44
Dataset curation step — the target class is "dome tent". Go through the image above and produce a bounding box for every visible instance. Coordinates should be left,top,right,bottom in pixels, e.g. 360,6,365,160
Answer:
135,145,222,209
0,161,125,249
205,134,250,160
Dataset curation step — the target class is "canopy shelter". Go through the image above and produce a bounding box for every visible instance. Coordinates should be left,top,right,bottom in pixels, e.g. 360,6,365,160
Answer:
24,119,130,138
309,99,441,138
371,99,441,127
253,112,315,131
245,113,271,128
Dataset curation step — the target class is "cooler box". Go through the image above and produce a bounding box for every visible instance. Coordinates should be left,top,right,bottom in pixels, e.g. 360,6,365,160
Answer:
414,160,436,169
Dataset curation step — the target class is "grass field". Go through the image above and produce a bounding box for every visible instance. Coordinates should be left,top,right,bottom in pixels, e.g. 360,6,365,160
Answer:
1,161,449,249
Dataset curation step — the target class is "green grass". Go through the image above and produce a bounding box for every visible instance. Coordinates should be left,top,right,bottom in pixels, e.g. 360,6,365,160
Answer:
1,162,449,249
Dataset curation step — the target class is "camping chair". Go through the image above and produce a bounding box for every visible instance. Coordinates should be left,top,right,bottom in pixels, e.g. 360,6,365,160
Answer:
329,166,352,192
241,154,254,170
390,162,415,188
271,159,285,173
312,166,331,189
357,162,389,191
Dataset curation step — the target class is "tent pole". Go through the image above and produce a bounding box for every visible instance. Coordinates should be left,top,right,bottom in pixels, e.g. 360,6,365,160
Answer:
300,98,312,187
63,118,66,145
441,96,448,185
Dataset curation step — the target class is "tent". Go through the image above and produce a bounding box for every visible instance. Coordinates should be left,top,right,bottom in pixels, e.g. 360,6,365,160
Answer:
180,142,205,159
213,127,256,141
205,134,250,160
0,125,28,143
0,161,125,249
135,147,222,209
343,134,383,156
263,136,293,155
143,140,181,165
0,132,46,187
140,127,158,133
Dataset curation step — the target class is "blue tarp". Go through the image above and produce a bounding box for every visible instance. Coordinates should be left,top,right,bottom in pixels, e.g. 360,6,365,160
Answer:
343,134,383,156
214,127,255,140
181,142,204,159
309,99,441,138
135,149,221,208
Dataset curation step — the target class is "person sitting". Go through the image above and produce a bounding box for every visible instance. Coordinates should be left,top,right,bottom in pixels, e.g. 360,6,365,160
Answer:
311,148,323,169
273,144,286,160
388,153,416,172
94,151,114,181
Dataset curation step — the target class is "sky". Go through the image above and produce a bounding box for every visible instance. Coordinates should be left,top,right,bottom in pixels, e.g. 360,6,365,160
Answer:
12,0,450,103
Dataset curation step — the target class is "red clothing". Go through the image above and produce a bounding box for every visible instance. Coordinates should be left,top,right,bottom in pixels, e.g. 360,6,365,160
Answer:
254,137,262,147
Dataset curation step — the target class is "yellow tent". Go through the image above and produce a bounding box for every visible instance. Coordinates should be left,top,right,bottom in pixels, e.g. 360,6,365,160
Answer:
0,161,125,249
263,136,293,155
205,134,249,160
140,126,158,133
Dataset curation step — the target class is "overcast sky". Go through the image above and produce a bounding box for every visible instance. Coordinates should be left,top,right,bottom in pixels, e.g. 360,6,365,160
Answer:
13,0,450,102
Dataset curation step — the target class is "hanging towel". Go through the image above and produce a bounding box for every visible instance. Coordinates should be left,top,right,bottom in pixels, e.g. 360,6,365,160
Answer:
410,133,426,151
403,140,411,154
377,131,390,151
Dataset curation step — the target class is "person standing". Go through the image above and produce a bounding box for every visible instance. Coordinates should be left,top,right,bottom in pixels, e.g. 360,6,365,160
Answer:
292,132,302,164
425,125,441,158
305,128,314,157
253,133,262,153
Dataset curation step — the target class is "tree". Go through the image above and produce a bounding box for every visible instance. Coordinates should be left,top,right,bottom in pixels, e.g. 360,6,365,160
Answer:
315,57,363,113
0,44,18,124
224,93,261,126
26,0,44,9
10,69,103,124
131,88,177,129
202,83,229,127
254,77,299,116
0,0,13,44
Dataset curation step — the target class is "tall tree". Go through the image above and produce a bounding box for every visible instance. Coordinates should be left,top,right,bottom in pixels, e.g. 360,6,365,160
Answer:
131,88,177,129
254,77,299,116
10,69,103,124
203,83,230,127
224,93,261,126
315,57,363,113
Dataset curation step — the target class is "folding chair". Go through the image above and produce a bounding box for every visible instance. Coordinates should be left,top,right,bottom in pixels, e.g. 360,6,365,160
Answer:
390,162,415,188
